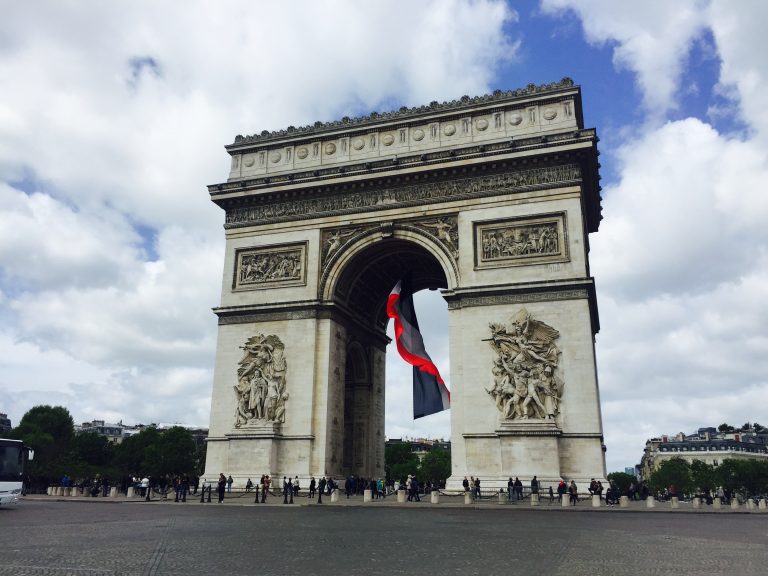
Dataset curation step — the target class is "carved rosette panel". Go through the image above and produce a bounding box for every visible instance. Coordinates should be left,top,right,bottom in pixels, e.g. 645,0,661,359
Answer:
411,216,459,259
485,309,563,422
234,334,289,428
234,242,307,290
474,213,568,269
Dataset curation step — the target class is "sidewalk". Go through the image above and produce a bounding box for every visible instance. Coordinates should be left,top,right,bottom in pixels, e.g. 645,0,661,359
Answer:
22,492,766,514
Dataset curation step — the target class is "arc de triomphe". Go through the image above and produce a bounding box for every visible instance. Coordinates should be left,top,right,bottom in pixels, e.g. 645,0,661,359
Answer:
203,78,606,489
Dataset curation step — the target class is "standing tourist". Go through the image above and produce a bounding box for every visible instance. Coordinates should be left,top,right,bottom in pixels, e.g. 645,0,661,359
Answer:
227,475,233,493
217,473,227,503
317,476,327,504
309,476,316,499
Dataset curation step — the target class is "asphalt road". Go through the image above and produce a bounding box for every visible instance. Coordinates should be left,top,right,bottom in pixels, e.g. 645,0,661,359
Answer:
1,499,766,576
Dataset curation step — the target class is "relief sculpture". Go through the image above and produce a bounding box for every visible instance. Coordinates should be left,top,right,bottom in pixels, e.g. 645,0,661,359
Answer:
234,334,289,428
481,222,558,261
414,217,458,259
235,244,306,290
485,309,563,421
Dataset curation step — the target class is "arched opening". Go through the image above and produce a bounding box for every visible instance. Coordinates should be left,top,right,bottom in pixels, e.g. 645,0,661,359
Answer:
331,236,450,479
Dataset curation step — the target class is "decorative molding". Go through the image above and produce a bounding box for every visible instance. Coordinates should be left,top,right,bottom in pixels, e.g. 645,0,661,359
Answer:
231,78,576,146
218,309,319,325
317,216,460,300
225,164,581,228
446,289,588,310
233,242,307,291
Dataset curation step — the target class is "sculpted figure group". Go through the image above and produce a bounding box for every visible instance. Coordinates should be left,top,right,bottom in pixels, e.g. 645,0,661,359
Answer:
239,251,302,285
485,309,564,421
234,334,289,427
482,223,559,261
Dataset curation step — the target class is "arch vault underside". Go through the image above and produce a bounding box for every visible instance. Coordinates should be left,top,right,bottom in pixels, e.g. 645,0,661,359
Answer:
203,78,607,489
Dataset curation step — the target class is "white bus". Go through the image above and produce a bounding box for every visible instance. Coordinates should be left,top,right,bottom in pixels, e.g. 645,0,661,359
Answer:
0,438,33,506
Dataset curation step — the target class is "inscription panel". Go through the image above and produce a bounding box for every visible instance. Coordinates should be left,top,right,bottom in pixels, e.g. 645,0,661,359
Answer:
233,242,307,291
474,213,569,269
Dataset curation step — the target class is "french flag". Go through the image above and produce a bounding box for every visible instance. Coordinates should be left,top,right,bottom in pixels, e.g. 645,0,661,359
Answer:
386,278,450,419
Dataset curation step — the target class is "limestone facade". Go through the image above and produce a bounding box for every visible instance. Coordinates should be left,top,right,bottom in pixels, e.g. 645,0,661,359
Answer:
203,78,606,489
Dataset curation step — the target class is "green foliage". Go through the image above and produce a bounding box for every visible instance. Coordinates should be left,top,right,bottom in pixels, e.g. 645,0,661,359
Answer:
715,459,768,497
113,426,197,478
419,448,451,484
10,405,76,484
648,457,693,494
717,423,735,433
689,459,716,492
606,472,637,493
385,443,420,483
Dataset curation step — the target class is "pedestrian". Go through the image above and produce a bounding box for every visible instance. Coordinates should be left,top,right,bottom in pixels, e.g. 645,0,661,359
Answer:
245,478,253,492
318,476,327,504
181,475,189,502
549,485,555,503
227,475,233,493
217,473,227,503
463,476,470,493
507,477,514,501
473,477,481,499
514,477,523,500
569,480,578,505
294,476,300,496
530,476,539,496
309,476,316,499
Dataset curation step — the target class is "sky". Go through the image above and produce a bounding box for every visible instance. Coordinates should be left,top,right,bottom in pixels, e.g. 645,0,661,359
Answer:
1,0,766,474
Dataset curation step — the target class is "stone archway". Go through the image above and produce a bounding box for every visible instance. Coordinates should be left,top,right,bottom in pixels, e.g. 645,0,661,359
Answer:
202,78,607,490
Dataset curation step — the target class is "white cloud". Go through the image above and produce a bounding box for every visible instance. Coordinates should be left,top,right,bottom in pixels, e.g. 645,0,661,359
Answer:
541,0,708,118
0,0,515,431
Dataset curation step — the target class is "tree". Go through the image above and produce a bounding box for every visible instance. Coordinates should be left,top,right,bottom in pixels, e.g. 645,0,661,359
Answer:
113,426,197,479
716,459,768,498
606,472,637,494
420,448,451,486
718,423,735,433
648,457,693,495
689,459,716,493
10,405,76,486
385,442,420,483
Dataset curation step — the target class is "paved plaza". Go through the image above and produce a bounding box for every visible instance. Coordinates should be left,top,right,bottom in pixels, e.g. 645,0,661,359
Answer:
0,497,766,576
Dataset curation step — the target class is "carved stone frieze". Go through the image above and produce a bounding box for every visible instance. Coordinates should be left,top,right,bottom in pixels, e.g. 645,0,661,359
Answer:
475,213,568,269
225,164,581,228
485,309,563,422
234,334,289,429
446,289,589,310
234,242,306,290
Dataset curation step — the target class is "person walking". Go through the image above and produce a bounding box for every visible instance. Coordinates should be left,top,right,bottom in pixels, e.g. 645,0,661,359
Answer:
309,476,316,499
227,475,233,493
530,476,539,496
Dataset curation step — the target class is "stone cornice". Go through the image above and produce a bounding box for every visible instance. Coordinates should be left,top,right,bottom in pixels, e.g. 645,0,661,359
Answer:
229,78,578,148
